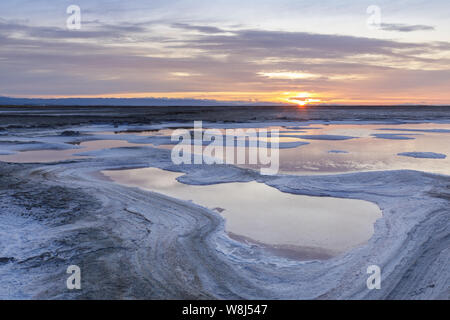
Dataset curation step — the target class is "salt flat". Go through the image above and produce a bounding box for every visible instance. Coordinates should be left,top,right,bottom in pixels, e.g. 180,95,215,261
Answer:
0,106,448,299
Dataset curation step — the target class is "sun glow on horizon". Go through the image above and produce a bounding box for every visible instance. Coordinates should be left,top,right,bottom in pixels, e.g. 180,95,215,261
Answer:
19,91,325,106
283,92,322,106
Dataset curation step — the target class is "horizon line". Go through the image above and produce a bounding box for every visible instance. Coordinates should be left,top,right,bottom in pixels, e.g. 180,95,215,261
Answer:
1,96,449,107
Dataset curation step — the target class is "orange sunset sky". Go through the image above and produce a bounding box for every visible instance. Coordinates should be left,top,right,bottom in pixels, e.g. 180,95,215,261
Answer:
1,0,450,106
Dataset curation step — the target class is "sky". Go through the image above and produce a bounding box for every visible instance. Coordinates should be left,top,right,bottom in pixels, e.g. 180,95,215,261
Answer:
0,0,449,105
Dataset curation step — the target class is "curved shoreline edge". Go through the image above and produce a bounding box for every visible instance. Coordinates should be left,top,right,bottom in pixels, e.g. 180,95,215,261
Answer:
0,145,449,299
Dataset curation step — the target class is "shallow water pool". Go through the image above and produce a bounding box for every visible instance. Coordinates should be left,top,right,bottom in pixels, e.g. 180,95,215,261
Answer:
102,167,382,260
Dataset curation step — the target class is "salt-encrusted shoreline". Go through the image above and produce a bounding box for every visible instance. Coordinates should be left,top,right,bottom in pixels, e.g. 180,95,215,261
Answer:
1,143,448,299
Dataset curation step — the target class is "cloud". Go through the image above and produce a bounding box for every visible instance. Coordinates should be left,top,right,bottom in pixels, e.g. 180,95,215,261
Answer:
258,72,322,80
380,23,435,33
172,23,226,34
0,19,154,40
178,29,432,59
0,19,449,103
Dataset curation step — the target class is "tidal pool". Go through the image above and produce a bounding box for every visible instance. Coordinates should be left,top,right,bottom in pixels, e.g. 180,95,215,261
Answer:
102,167,382,260
145,123,450,176
0,140,143,163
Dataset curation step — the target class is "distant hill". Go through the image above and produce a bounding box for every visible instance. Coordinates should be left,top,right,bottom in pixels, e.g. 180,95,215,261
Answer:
0,96,286,107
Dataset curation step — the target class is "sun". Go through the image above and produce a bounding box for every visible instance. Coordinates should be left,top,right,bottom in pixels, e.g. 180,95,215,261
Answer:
282,92,321,107
289,99,308,106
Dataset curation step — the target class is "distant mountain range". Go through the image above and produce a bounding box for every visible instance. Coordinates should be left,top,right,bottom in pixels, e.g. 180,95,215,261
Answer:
0,96,287,107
